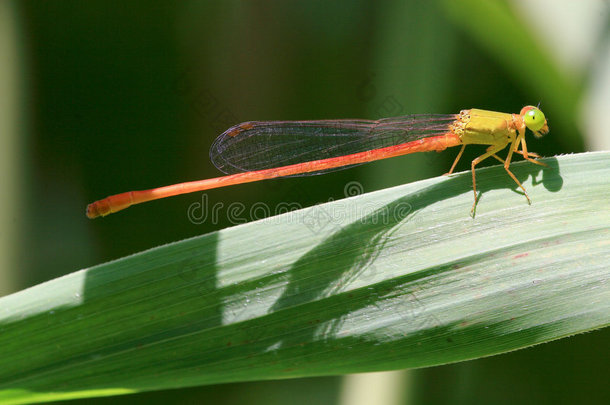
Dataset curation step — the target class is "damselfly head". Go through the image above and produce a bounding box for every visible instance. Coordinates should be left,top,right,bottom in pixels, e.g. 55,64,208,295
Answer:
520,105,548,138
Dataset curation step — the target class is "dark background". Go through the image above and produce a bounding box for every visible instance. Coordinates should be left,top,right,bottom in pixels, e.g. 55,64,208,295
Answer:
3,1,608,404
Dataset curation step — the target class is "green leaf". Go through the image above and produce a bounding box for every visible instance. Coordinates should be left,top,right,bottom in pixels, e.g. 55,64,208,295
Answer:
1,151,609,404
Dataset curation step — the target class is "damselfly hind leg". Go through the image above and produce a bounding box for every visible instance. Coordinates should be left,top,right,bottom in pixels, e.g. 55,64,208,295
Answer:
445,144,466,175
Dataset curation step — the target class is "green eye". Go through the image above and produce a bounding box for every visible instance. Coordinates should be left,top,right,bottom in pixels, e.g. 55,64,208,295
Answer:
524,107,546,131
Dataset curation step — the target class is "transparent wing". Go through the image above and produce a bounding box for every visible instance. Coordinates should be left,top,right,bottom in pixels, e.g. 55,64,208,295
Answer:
210,114,457,175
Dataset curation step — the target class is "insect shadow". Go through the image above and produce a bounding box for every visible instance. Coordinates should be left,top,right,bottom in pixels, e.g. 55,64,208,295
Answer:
263,156,562,349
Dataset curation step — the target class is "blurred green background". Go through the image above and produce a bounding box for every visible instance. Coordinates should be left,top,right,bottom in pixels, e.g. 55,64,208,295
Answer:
1,0,608,404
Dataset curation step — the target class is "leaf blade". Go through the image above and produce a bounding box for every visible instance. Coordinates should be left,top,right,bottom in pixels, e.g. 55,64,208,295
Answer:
1,152,609,404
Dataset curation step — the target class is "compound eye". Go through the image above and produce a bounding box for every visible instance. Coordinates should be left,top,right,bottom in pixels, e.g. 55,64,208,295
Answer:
523,107,546,131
